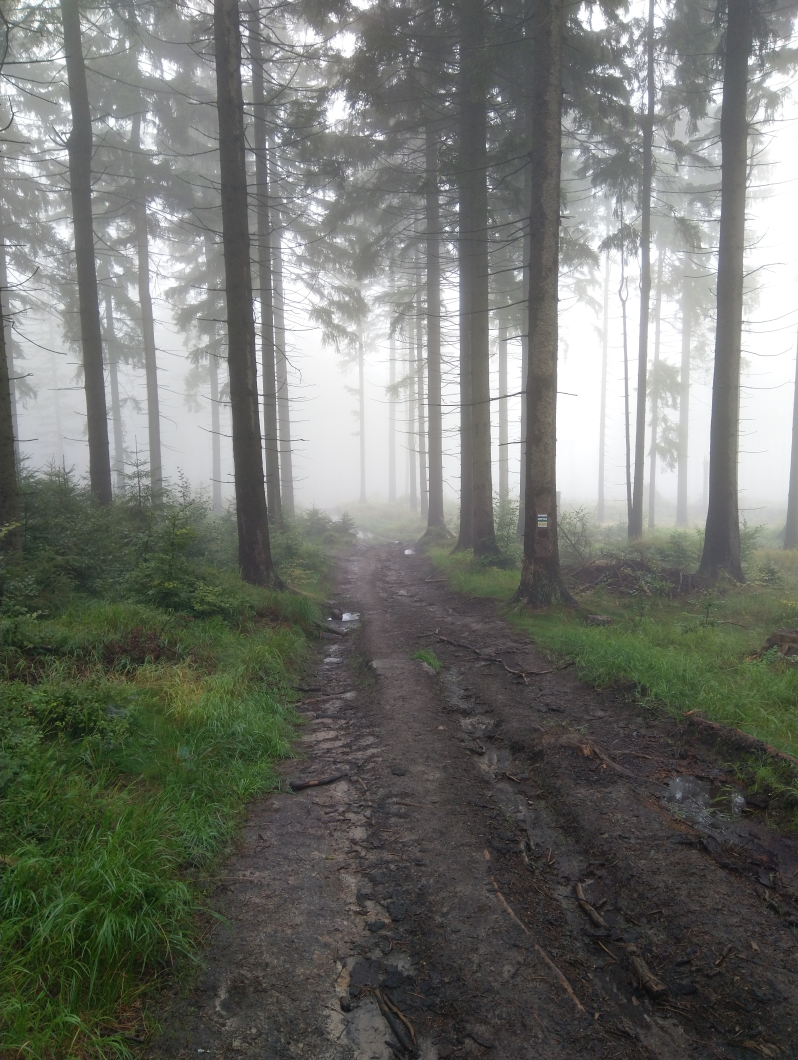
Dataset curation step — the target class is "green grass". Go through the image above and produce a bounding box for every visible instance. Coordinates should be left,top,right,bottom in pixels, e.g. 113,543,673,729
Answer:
0,472,345,1058
429,547,798,759
1,595,317,1058
412,647,443,671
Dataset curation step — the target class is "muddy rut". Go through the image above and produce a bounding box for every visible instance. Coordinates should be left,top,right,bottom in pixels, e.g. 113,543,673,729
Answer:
153,544,798,1060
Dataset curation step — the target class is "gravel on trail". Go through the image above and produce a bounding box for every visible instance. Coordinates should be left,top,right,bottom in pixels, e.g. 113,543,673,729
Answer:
152,544,798,1060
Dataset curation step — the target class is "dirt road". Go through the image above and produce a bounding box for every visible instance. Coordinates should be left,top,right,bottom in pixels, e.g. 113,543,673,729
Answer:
154,544,798,1060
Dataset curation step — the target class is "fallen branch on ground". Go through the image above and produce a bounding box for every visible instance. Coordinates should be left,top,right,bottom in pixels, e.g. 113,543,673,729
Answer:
575,882,608,930
489,875,585,1013
288,772,350,792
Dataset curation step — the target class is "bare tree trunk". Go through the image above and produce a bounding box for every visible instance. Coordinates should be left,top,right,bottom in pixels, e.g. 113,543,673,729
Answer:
598,244,610,523
0,211,20,460
130,113,162,499
250,8,281,527
214,0,279,587
389,307,397,502
60,0,112,504
102,288,125,494
630,0,656,540
424,121,446,531
514,0,571,607
648,248,664,529
204,230,224,515
269,138,294,517
621,242,632,527
698,0,751,583
516,9,533,541
456,0,495,556
676,274,691,526
416,298,428,520
408,340,417,512
358,336,366,505
498,318,508,505
209,351,223,514
0,289,20,555
783,326,798,549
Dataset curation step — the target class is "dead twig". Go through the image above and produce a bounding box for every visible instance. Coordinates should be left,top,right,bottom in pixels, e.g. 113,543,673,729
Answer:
289,771,350,792
626,944,668,999
575,882,608,930
489,875,586,1013
597,939,619,963
379,989,417,1049
372,988,415,1055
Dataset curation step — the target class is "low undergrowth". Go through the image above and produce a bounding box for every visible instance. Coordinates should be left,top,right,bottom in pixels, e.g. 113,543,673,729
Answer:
0,471,351,1058
429,544,798,763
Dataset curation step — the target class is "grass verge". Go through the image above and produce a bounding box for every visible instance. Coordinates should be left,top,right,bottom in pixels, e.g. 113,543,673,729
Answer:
0,472,354,1057
428,547,798,765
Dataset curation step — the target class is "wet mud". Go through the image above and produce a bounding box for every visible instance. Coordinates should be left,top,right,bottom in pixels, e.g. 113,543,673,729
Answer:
152,544,798,1060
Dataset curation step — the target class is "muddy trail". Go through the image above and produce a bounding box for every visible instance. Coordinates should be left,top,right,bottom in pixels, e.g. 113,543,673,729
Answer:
153,544,798,1060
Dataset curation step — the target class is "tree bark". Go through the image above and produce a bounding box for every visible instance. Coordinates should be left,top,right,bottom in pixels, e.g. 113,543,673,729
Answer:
269,137,294,517
783,326,798,548
250,9,282,527
676,273,691,527
214,0,278,587
130,113,163,500
456,0,496,556
423,121,445,531
358,336,366,505
416,293,428,520
698,0,751,582
0,286,20,555
408,339,417,511
498,318,509,505
630,0,656,540
60,0,112,504
647,247,664,529
102,288,125,494
389,300,397,503
514,0,570,607
598,243,610,523
0,205,20,461
209,350,223,514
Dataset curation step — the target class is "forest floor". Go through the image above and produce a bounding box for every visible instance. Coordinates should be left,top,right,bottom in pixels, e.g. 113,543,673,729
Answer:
151,542,798,1060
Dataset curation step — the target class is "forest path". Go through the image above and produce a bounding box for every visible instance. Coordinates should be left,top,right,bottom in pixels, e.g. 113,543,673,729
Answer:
153,543,798,1060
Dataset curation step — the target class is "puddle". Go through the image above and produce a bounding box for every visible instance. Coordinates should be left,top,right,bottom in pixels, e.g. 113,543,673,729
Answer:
663,775,745,822
404,548,416,555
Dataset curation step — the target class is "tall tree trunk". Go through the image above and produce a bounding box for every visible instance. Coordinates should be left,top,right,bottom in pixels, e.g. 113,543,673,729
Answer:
648,248,664,528
514,0,570,606
49,321,64,466
389,307,397,502
783,326,798,549
698,0,751,582
204,230,224,515
209,350,223,514
676,274,691,526
249,9,281,527
214,0,278,587
408,340,417,511
630,0,656,540
0,289,20,555
416,298,428,520
0,208,20,460
130,113,162,499
358,336,366,505
60,0,112,504
498,318,509,505
516,6,534,541
102,288,125,494
424,121,445,531
621,244,632,526
456,0,496,556
598,244,610,523
269,137,294,517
